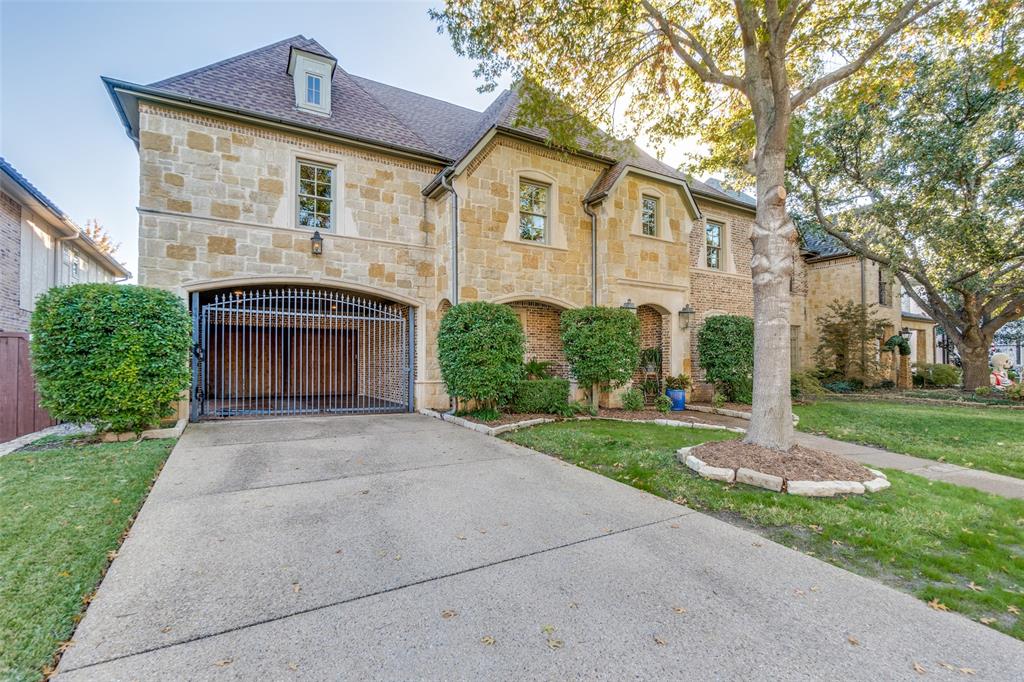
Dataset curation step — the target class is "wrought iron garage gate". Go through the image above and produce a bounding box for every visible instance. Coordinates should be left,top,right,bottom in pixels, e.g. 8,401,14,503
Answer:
190,288,414,420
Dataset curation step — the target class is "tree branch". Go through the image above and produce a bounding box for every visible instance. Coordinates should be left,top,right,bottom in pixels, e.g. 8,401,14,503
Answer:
790,0,943,110
641,0,747,92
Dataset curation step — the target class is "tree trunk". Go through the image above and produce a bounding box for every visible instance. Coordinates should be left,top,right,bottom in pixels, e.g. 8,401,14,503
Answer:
744,144,796,450
960,341,991,391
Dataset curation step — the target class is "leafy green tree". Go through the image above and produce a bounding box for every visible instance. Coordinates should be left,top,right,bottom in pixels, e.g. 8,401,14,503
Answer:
813,300,888,381
697,314,754,401
432,0,952,449
792,38,1024,389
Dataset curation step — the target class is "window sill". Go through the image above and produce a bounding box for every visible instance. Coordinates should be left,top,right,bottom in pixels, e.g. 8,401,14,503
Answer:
693,266,749,281
632,231,675,244
503,237,569,252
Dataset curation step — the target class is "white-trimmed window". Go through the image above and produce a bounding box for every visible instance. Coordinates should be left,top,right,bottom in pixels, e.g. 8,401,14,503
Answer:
296,160,335,230
706,221,723,269
519,179,549,242
306,74,322,106
641,195,659,236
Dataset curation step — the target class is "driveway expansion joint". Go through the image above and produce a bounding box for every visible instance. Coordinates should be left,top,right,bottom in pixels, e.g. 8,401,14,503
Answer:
59,511,693,674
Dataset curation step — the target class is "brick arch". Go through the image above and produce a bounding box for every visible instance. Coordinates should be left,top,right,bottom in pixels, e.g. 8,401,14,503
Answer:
634,304,670,385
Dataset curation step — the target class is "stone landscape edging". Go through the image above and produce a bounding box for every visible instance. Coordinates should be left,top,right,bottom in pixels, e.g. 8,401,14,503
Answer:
685,403,799,425
676,446,891,496
99,418,189,443
418,409,747,436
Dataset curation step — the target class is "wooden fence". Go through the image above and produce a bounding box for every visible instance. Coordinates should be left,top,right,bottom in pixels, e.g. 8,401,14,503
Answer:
0,332,54,443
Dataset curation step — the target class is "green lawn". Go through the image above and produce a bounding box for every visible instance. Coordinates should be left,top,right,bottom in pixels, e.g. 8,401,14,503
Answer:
0,437,174,681
794,400,1024,479
503,420,1024,641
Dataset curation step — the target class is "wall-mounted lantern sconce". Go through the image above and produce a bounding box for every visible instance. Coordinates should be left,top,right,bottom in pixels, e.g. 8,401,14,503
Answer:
310,230,324,256
900,327,911,338
620,298,636,312
678,304,696,330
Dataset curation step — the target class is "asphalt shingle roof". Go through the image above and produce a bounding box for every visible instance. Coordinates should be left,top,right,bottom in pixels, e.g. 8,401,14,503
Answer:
800,229,853,259
136,35,756,210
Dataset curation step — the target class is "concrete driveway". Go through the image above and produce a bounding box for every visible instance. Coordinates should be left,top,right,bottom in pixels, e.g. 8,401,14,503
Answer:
57,415,1023,680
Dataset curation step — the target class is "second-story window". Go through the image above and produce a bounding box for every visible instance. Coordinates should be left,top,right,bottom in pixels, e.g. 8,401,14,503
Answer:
306,74,322,106
706,221,723,269
519,179,549,242
641,195,659,236
297,160,334,230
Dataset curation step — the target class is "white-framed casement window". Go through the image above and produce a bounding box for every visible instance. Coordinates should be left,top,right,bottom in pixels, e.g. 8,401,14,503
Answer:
519,179,550,242
305,74,322,107
641,195,659,236
296,160,335,230
705,221,723,269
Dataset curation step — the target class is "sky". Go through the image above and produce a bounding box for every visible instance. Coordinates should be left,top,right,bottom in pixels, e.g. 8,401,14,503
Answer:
1,0,696,281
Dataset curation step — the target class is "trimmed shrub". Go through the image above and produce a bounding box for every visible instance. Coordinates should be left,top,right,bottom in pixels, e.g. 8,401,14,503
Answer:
30,283,192,433
823,381,855,394
438,301,525,407
697,315,754,402
511,377,570,413
560,306,640,393
790,371,826,398
655,394,671,413
927,363,960,387
620,388,644,411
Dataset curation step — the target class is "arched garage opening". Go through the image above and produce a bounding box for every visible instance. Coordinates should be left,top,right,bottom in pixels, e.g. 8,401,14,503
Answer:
190,286,414,420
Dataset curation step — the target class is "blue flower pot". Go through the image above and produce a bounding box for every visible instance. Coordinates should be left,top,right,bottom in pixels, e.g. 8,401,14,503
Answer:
666,388,686,411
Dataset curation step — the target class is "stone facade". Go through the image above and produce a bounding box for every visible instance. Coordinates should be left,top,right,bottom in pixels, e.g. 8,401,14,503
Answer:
0,191,29,332
139,102,877,412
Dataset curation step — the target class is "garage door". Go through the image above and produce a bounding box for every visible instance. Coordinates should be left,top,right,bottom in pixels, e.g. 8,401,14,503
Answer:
191,287,413,419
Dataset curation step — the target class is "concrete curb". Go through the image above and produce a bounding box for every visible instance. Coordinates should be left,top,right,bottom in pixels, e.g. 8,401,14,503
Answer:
677,446,890,496
100,418,188,443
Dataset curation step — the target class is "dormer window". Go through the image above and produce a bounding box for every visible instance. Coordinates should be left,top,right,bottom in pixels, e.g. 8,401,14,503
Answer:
306,74,322,106
287,46,336,116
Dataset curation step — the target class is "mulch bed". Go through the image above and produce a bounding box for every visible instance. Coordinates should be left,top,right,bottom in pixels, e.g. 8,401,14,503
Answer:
691,440,874,482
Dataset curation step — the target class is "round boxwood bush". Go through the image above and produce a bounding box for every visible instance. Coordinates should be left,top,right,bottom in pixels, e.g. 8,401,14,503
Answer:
560,306,640,393
511,377,570,413
30,283,192,433
697,315,754,402
438,301,525,407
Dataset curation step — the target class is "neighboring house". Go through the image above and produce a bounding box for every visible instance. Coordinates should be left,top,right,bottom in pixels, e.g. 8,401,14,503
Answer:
102,35,813,418
798,229,937,370
0,158,131,332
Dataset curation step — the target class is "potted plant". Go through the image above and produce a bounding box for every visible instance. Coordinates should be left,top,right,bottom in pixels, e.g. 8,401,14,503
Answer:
664,373,691,411
640,346,661,373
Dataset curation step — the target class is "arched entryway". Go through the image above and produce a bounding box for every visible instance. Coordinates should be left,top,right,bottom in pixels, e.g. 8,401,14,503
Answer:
190,286,414,420
504,299,572,379
634,304,670,402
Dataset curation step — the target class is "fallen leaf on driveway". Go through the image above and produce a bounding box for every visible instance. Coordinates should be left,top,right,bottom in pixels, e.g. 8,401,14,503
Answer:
160,626,172,633
913,661,927,674
547,638,564,650
455,534,466,540
287,662,298,671
1008,605,1020,615
214,659,233,668
847,635,860,646
673,606,687,614
292,582,301,593
541,624,556,635
939,662,956,671
979,617,996,625
967,582,984,592
927,598,949,612
653,636,667,646
441,610,457,620
959,667,976,675
480,635,496,646
568,602,578,609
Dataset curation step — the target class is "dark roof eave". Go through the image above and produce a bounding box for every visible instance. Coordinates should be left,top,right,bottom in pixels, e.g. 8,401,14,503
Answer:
102,77,453,165
688,186,756,213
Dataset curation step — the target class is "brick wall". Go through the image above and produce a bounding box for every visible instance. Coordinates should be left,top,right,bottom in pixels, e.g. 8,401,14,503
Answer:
508,301,570,379
0,191,29,332
633,304,668,385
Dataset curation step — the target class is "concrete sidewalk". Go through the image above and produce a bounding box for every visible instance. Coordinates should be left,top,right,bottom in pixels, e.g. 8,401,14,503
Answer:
56,415,1023,680
690,411,1024,500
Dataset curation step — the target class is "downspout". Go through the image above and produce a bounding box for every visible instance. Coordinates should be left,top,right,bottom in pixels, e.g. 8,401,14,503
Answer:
583,200,598,306
860,258,867,374
439,172,459,305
